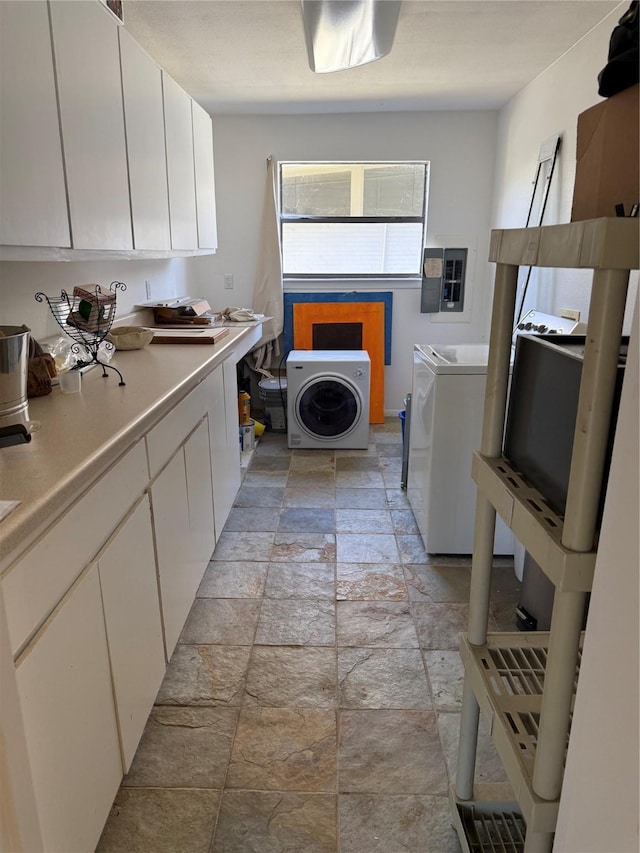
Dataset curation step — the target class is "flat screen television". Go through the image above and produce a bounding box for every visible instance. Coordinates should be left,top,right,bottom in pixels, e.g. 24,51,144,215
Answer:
503,334,627,520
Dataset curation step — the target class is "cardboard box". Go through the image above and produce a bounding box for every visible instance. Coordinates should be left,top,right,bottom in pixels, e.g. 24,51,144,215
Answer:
571,83,639,221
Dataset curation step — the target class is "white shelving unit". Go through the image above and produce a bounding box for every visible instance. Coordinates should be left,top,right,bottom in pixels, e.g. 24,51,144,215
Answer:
450,218,639,853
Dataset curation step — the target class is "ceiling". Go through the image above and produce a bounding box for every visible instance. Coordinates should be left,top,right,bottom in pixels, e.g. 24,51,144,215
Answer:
122,0,621,115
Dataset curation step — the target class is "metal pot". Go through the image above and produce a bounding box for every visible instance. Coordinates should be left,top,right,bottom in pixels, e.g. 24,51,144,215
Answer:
0,325,31,429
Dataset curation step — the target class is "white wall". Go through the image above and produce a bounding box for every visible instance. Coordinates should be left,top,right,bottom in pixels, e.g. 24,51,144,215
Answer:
0,256,207,341
191,110,499,411
492,2,638,328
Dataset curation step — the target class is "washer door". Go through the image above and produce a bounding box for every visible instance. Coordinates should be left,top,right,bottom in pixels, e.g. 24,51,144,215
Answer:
296,376,361,439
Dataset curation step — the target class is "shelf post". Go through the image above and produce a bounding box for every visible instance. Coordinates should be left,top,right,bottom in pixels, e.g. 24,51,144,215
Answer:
457,260,518,799
455,681,481,800
562,267,629,552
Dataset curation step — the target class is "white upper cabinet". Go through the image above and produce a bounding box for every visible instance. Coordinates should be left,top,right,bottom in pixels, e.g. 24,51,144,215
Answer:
50,0,132,250
119,28,171,250
192,100,219,250
163,72,199,250
0,1,70,247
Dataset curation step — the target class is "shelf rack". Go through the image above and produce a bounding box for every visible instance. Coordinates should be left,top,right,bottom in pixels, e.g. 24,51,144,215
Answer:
451,218,639,853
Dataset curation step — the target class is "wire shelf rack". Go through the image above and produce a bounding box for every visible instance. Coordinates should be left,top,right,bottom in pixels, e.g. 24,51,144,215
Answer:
35,282,126,386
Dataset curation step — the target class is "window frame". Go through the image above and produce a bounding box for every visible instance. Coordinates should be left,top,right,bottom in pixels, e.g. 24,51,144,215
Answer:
279,160,430,282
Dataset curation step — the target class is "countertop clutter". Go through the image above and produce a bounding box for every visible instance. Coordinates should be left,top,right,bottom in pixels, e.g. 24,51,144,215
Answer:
0,323,259,567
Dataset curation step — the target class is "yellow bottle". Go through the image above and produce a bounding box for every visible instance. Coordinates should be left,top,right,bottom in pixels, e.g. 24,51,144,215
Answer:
238,391,251,425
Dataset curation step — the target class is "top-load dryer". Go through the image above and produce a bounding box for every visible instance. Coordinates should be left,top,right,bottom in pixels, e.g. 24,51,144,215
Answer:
286,350,370,449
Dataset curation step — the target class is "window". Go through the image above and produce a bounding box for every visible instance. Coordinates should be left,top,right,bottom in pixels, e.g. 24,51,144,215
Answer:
279,162,429,279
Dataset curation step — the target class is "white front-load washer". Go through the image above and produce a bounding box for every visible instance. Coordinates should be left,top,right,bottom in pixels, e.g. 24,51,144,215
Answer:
286,350,370,449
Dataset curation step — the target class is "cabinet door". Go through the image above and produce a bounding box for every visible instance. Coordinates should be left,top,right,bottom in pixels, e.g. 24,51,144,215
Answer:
15,565,122,853
150,450,193,657
0,1,69,247
119,28,171,250
98,495,166,771
185,418,216,570
50,0,132,249
163,71,198,250
209,360,241,539
192,100,218,250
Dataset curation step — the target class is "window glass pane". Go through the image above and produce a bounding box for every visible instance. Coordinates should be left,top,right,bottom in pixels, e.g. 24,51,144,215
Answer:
363,164,425,216
282,222,423,275
281,168,351,216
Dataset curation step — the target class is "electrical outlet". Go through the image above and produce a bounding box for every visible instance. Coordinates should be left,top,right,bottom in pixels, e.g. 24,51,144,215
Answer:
224,274,234,290
145,279,152,300
560,308,581,322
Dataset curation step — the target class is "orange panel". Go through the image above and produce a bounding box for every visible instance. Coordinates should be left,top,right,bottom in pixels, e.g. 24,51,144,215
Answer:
292,302,385,423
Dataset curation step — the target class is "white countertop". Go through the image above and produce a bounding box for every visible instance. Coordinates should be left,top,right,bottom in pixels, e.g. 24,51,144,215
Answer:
0,324,261,569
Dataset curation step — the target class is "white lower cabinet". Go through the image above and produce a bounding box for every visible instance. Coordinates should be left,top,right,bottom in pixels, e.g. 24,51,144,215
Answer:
97,494,166,771
15,564,122,853
208,357,241,540
151,417,215,657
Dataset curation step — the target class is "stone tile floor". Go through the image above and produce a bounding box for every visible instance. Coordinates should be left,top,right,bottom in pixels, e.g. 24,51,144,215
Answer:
98,420,521,853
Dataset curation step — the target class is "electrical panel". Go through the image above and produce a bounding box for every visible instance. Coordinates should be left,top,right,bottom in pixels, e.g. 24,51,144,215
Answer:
420,247,468,314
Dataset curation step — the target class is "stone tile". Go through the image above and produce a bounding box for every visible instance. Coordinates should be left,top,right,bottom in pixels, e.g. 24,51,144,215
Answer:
242,470,290,487
253,435,292,457
377,443,403,457
382,470,404,490
336,470,385,489
385,488,411,508
397,534,429,563
289,453,336,473
247,455,291,471
335,508,393,534
437,711,507,785
245,646,337,707
212,791,337,853
372,431,402,445
212,531,274,561
333,444,377,457
223,506,280,532
338,648,431,710
336,533,400,563
180,599,260,645
265,562,335,599
336,563,407,601
287,470,336,488
227,707,337,792
337,602,419,648
338,710,448,794
283,486,337,508
334,488,392,509
423,650,465,711
278,507,336,533
391,509,420,534
335,456,381,472
256,599,336,646
411,602,471,650
233,484,285,508
123,706,237,788
271,532,336,562
156,645,251,707
339,794,462,853
404,564,472,603
197,561,267,598
379,456,402,474
96,788,220,853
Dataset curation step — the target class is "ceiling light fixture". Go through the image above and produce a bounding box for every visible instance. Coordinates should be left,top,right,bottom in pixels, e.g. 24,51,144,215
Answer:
301,0,402,73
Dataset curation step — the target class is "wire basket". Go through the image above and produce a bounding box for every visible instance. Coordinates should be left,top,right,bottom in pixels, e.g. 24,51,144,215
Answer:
35,281,126,386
